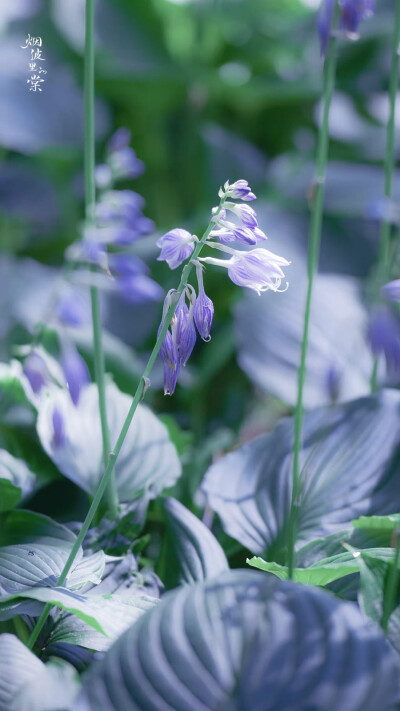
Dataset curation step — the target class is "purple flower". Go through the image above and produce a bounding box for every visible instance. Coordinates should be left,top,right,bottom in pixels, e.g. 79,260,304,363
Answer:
382,280,400,303
200,247,290,295
325,363,341,402
317,0,375,56
23,351,48,394
225,202,258,229
107,127,131,153
106,128,145,181
194,266,214,341
163,361,181,396
56,293,91,328
174,289,197,366
61,345,90,405
95,164,112,190
157,228,196,269
368,305,400,374
52,406,65,448
211,223,258,246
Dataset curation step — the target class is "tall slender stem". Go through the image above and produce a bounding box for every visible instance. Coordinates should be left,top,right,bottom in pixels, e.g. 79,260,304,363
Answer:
286,15,338,579
84,0,118,517
371,0,400,392
27,206,223,651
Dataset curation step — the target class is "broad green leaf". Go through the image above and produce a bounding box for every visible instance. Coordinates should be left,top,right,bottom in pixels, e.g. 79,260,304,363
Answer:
0,633,79,711
37,382,182,503
79,570,399,711
0,587,157,646
202,390,400,556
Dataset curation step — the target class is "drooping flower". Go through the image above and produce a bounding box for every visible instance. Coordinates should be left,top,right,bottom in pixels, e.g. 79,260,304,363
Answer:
173,287,197,366
224,202,258,229
382,279,400,303
200,247,290,295
157,229,197,270
210,186,267,246
194,264,214,341
61,344,90,406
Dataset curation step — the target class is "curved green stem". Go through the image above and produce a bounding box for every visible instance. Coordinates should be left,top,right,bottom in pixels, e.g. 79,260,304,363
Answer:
27,204,224,651
286,12,338,579
84,0,118,516
371,0,400,392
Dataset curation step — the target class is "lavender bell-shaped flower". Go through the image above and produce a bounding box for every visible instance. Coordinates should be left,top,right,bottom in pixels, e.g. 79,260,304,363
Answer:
61,344,90,405
194,264,214,341
158,290,181,395
219,179,256,202
201,247,290,295
157,228,197,269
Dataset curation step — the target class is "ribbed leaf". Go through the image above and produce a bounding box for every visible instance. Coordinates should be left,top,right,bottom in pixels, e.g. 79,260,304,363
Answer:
37,382,181,503
0,587,157,645
0,633,79,711
164,498,228,583
0,450,36,511
78,570,399,711
0,511,104,597
202,390,400,556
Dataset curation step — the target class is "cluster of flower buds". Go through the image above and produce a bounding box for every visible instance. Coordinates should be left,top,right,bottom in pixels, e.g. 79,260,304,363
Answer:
157,179,289,394
318,0,375,56
68,128,162,306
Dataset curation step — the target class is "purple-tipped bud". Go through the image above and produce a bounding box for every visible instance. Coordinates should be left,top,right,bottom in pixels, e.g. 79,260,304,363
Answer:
174,290,197,366
52,406,65,448
194,266,214,341
223,179,256,201
24,351,48,394
163,361,180,396
61,345,90,406
318,0,375,57
156,228,196,270
226,203,258,229
382,280,400,303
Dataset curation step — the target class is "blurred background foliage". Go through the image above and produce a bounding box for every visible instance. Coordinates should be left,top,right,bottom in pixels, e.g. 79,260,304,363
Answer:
0,0,398,524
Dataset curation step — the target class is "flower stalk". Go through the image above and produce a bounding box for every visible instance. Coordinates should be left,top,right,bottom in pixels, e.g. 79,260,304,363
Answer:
286,4,339,579
370,0,400,392
84,0,118,518
27,201,225,651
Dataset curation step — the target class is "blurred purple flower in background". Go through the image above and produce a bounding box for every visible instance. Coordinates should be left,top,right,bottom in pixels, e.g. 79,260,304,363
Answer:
61,343,90,406
317,0,375,56
368,305,400,374
52,406,65,448
109,253,163,304
382,279,400,303
23,350,49,394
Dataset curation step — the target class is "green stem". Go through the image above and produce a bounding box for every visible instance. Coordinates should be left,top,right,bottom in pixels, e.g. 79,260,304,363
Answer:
27,204,224,651
382,534,400,632
371,0,400,392
84,0,118,516
286,14,338,579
